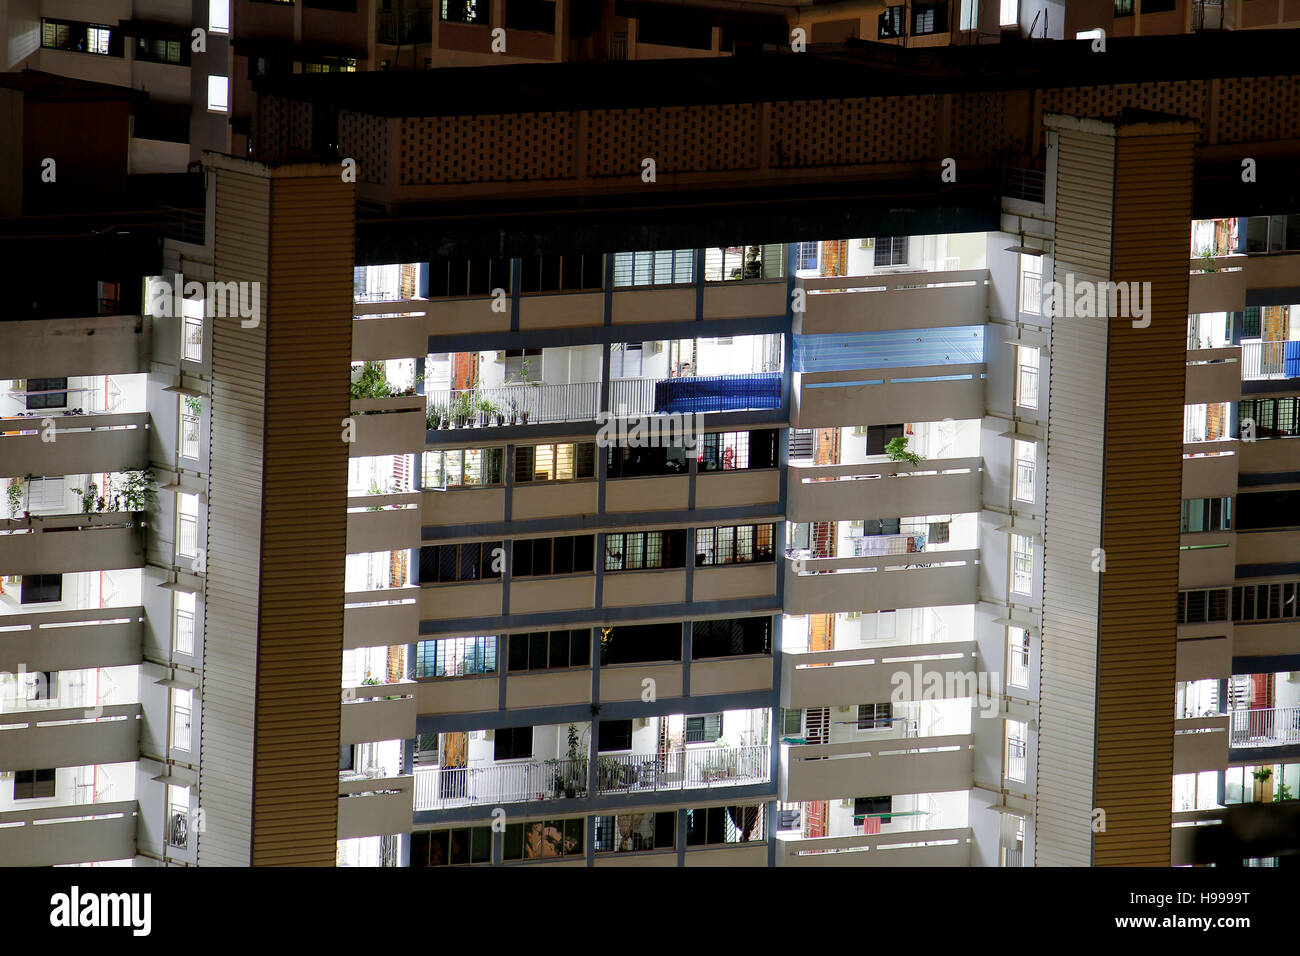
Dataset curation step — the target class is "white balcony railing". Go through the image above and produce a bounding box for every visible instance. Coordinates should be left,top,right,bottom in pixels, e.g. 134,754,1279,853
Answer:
177,513,198,558
1020,271,1041,315
413,744,770,811
1014,459,1035,503
174,609,194,655
172,705,192,752
183,315,203,363
179,414,201,459
427,382,600,428
1229,706,1300,748
1240,341,1295,381
167,807,188,849
1016,364,1039,409
1005,737,1026,783
1008,644,1030,690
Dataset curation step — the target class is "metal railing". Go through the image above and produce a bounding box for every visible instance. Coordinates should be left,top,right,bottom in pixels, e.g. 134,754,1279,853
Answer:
1014,459,1035,503
179,414,201,459
1240,341,1296,380
183,316,203,363
177,513,198,558
1229,706,1300,748
412,745,769,810
1192,0,1223,30
167,807,188,849
609,32,628,60
1005,737,1026,782
174,609,195,656
172,705,192,752
427,382,601,428
1002,167,1046,203
1016,364,1039,409
607,377,658,417
1008,644,1030,689
1020,270,1041,315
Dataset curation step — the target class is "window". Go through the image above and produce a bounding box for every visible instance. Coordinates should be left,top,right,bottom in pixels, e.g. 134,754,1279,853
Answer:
25,671,57,702
135,36,184,64
512,534,595,577
299,57,357,72
1141,0,1175,11
599,622,682,665
694,524,776,566
1232,582,1300,623
503,818,585,860
41,19,119,55
1010,534,1033,595
424,448,505,487
593,812,676,853
174,591,196,655
1000,0,1018,25
14,769,56,800
959,0,978,29
494,726,534,761
441,0,487,23
507,630,590,671
207,75,229,113
339,745,354,771
1235,490,1300,531
1015,347,1039,410
604,530,688,572
874,236,909,268
414,636,498,678
515,443,595,482
1008,627,1030,689
857,703,893,730
853,796,892,824
1182,497,1233,533
171,688,192,751
1114,0,1133,14
411,827,493,866
1178,588,1230,624
26,377,67,410
598,719,633,752
879,5,904,38
517,254,602,293
612,250,694,287
692,617,773,659
698,429,779,471
606,443,688,478
21,574,62,604
1239,398,1300,440
210,0,231,34
794,242,819,273
685,713,723,743
1005,720,1027,783
418,541,503,583
913,1,947,35
703,245,784,282
1014,440,1036,504
864,423,905,456
686,804,765,845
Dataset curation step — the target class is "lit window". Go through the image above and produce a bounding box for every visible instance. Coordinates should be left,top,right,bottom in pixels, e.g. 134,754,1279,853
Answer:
207,75,229,113
210,0,231,34
1010,534,1033,596
1000,0,1018,26
1013,440,1036,504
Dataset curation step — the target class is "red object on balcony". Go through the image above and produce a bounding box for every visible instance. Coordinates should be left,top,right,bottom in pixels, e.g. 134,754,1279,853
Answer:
863,816,882,835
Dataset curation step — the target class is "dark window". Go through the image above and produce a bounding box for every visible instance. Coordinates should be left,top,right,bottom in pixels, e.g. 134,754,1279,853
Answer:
598,719,633,752
604,530,688,571
874,236,909,267
20,574,62,604
26,377,68,410
1178,588,1230,624
505,0,555,32
502,817,585,859
599,622,682,665
340,745,354,771
426,256,508,297
853,795,892,824
494,726,534,760
685,713,723,743
41,19,122,56
133,36,188,65
698,429,779,471
1236,490,1300,530
878,5,904,38
607,443,689,478
593,811,676,852
441,0,488,24
1232,582,1300,623
694,524,776,566
517,254,602,293
507,630,590,671
1140,0,1175,11
865,423,906,455
912,1,947,35
692,616,773,658
304,0,357,9
413,636,498,677
1181,498,1233,533
14,769,56,800
511,535,594,577
411,826,493,866
419,542,502,583
636,11,711,49
857,703,893,730
1114,0,1133,15
31,671,57,701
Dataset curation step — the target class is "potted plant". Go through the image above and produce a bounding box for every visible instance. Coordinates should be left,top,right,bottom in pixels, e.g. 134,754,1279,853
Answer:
1276,782,1294,802
6,476,25,519
426,403,447,431
350,360,394,400
508,399,519,425
884,435,922,467
1253,766,1274,802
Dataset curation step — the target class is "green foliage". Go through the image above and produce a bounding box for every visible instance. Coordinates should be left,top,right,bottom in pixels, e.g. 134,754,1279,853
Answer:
885,435,922,466
184,394,202,417
350,361,394,400
6,477,25,517
1276,782,1293,802
1253,766,1274,782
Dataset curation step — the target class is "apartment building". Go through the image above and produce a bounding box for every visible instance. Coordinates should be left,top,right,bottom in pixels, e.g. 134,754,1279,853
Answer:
5,36,1300,868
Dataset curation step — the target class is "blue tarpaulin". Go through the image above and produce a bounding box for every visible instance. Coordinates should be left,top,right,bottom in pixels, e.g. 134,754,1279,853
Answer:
653,372,782,414
1285,340,1300,378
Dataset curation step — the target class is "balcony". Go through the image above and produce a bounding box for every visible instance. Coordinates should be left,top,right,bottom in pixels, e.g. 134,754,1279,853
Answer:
338,774,416,839
0,513,144,576
344,592,419,650
413,744,770,810
794,269,987,336
350,396,427,456
0,800,138,866
0,411,147,477
346,496,422,553
776,826,972,867
1229,706,1300,750
793,364,984,430
0,702,142,771
1174,715,1230,772
427,382,600,429
341,688,417,745
1240,340,1300,382
781,640,978,710
786,457,981,523
779,733,974,801
0,605,142,674
783,551,979,614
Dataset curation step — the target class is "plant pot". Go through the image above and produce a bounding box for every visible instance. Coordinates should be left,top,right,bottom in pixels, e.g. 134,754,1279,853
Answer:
496,415,505,426
521,412,530,424
564,787,576,799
